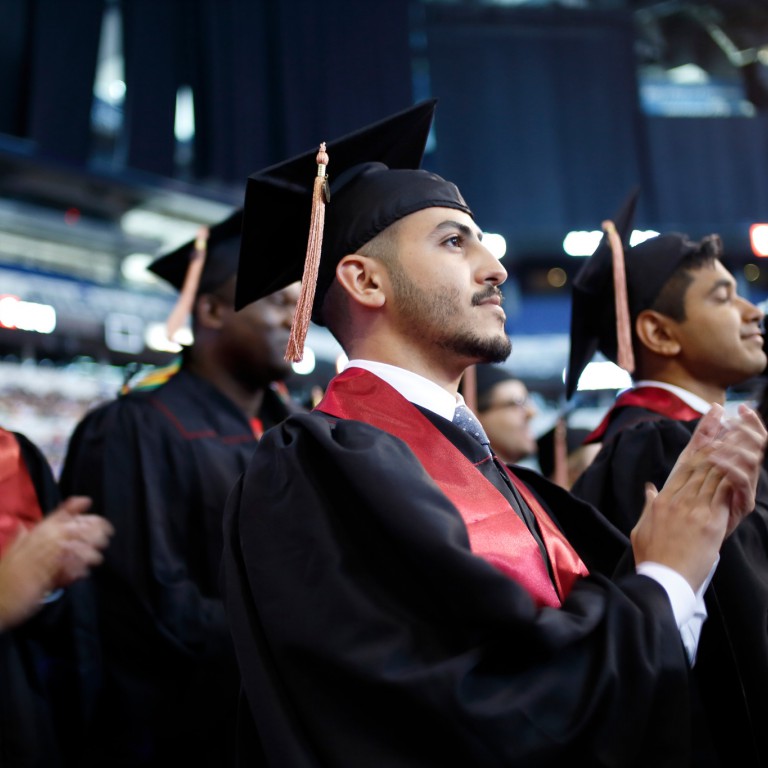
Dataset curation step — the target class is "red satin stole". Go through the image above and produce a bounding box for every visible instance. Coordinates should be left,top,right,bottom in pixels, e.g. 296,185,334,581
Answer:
317,368,589,608
0,429,43,555
586,386,703,444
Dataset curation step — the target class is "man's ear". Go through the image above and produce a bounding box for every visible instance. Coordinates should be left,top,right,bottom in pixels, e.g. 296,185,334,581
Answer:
194,293,227,331
635,309,681,357
335,254,387,311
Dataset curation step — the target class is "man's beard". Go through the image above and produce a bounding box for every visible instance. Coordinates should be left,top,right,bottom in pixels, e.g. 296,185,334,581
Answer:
437,328,512,363
389,265,512,363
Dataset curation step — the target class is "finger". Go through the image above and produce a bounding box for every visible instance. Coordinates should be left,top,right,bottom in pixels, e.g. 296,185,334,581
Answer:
687,403,724,452
73,517,114,548
708,456,754,505
738,403,768,438
663,443,721,502
56,496,93,517
719,414,766,448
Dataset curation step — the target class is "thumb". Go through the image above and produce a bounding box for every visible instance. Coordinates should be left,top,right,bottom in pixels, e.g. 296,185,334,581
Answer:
644,482,659,502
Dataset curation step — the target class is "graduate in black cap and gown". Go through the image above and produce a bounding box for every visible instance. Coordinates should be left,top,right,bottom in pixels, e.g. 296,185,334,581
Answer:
567,198,768,766
59,211,302,767
221,100,767,767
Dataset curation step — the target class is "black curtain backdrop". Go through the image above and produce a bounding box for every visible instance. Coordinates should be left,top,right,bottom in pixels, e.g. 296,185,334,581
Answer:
26,0,103,164
120,0,414,181
645,115,768,238
0,0,33,139
3,0,768,252
9,0,413,183
424,6,647,252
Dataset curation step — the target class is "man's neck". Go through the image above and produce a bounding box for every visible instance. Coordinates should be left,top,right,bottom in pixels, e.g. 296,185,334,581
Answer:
184,358,267,419
345,343,466,399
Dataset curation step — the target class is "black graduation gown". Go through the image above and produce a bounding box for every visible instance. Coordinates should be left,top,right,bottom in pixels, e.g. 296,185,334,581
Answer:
572,404,768,767
223,408,696,768
0,431,90,768
59,369,297,767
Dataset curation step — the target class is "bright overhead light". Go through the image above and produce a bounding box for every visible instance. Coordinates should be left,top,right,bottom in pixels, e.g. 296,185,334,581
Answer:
292,347,316,375
121,253,155,283
564,229,660,257
0,295,56,334
120,209,200,249
629,230,659,246
335,352,349,374
175,85,195,143
565,360,632,392
483,232,507,260
750,224,768,257
563,231,603,257
145,322,192,353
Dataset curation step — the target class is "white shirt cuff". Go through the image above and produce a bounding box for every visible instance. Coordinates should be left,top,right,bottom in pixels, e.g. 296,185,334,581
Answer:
636,558,717,665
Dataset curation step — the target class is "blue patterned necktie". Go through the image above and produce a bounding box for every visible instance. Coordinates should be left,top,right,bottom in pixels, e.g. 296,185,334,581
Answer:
452,404,493,457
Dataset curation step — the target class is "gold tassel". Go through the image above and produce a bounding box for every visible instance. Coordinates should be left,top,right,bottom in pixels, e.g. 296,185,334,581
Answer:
602,219,635,374
165,226,209,343
285,144,329,362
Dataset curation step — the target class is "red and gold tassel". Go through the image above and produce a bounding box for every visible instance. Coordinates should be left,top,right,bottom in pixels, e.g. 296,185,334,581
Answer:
602,219,635,374
285,144,330,362
166,226,209,343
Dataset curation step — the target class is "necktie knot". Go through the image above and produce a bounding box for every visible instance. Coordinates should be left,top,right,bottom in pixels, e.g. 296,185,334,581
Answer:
452,404,492,456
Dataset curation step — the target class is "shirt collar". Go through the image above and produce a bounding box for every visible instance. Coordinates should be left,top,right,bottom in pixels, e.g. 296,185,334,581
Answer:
344,359,462,421
633,380,710,415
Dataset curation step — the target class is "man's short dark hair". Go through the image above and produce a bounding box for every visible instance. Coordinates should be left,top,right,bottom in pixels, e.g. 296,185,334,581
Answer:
648,235,723,322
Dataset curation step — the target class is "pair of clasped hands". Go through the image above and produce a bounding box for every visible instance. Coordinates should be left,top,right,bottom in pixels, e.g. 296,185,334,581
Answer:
0,497,113,632
632,403,767,593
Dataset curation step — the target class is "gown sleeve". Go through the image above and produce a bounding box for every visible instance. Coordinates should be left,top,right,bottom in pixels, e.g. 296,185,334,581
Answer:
224,413,692,768
572,416,768,766
60,398,230,660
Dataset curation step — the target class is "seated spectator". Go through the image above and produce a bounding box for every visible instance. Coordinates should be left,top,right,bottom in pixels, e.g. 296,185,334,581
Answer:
475,364,538,464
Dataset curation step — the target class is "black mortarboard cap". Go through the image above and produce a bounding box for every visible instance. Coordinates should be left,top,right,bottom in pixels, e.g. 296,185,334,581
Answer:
149,209,242,295
566,188,720,398
235,99,472,321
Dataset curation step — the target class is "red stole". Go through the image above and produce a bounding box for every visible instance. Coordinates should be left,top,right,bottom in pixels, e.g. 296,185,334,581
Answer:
0,429,43,555
317,368,589,608
586,386,703,444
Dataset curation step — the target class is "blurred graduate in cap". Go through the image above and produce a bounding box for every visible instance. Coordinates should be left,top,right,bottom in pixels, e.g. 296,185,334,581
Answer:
566,193,768,766
221,100,766,767
59,210,302,767
473,364,538,465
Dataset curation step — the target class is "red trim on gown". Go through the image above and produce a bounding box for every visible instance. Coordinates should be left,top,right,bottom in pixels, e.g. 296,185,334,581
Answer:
586,386,702,444
318,368,589,608
0,429,43,554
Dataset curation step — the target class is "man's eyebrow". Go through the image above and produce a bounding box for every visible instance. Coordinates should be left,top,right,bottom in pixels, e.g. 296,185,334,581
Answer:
706,277,735,296
433,220,483,241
